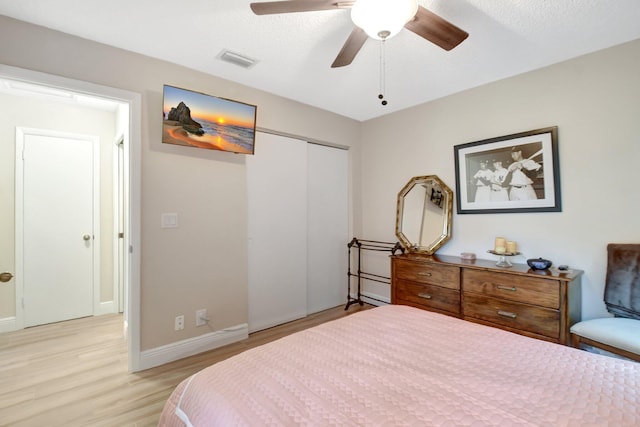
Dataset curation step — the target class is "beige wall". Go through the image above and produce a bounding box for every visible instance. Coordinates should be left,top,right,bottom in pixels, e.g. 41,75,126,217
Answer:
0,15,361,350
359,39,640,320
0,92,116,317
2,13,636,354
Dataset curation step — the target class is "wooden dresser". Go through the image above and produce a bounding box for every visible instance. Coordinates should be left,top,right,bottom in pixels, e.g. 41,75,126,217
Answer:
391,254,583,345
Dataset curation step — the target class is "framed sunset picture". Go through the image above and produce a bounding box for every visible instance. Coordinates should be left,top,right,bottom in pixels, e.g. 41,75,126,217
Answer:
162,84,257,154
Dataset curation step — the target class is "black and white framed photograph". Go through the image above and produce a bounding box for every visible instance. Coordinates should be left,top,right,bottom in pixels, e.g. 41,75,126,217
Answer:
454,127,561,214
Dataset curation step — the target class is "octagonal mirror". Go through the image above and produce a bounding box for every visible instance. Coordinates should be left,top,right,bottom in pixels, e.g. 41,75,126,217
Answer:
395,175,453,254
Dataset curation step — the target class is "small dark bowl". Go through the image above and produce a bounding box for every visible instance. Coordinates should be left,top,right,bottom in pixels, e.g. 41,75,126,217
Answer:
527,258,552,270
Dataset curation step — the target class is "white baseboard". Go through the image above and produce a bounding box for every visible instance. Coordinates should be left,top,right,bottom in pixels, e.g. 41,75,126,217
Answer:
0,317,16,333
139,324,249,371
349,291,390,306
96,300,115,315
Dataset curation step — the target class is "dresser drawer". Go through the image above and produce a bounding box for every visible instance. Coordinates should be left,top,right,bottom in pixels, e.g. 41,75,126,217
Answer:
463,293,560,339
395,279,460,315
394,259,460,290
462,269,559,309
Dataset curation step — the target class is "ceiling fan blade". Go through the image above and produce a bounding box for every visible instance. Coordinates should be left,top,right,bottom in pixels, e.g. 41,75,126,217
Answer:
404,6,468,51
331,27,368,68
250,1,354,15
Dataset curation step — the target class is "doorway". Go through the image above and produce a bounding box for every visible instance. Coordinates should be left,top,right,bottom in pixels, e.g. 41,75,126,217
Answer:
0,64,142,371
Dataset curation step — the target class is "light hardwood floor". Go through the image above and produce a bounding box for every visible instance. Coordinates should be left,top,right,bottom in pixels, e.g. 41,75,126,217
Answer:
0,303,372,427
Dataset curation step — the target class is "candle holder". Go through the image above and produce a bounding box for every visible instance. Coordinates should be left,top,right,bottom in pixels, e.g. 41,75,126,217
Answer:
487,250,520,267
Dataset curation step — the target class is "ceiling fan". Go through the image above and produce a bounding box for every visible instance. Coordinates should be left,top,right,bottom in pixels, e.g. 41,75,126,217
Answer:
250,0,469,68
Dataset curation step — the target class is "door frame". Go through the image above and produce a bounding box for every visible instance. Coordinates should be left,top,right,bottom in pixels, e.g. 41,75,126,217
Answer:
114,135,125,314
0,64,143,372
15,128,101,327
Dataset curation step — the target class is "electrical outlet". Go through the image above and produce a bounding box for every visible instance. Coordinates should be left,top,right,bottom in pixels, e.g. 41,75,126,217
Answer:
175,315,184,331
196,309,208,327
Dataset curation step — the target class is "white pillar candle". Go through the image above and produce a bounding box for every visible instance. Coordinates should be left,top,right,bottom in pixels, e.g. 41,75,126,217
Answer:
494,237,506,252
506,241,517,254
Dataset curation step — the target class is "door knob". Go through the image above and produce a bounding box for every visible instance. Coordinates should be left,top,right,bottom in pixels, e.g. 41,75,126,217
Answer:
0,272,13,283
83,234,91,241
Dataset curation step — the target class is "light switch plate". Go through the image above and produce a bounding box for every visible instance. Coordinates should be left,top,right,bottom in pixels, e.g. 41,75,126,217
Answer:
161,213,178,228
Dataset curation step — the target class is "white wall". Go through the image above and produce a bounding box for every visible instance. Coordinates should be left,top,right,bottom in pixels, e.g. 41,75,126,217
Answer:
358,39,640,320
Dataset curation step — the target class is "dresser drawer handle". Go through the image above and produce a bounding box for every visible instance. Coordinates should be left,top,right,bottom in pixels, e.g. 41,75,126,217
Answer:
497,310,517,319
417,272,432,277
417,293,432,300
496,285,517,292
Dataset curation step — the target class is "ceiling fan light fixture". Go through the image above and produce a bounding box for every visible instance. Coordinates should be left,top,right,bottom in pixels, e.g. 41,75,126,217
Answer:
351,0,418,40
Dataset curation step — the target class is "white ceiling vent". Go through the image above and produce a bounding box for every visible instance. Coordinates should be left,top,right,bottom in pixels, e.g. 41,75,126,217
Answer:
217,49,258,69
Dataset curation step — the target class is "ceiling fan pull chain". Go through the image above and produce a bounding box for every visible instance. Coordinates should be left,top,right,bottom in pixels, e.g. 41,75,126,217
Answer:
378,36,388,106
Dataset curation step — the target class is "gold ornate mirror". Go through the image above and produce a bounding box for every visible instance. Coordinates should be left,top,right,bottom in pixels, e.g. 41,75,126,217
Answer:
395,175,453,254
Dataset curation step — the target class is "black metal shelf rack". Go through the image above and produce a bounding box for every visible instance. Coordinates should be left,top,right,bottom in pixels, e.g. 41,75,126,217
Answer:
345,238,404,310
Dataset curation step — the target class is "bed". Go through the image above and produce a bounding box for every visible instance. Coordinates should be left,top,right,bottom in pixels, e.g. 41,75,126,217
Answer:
159,305,640,426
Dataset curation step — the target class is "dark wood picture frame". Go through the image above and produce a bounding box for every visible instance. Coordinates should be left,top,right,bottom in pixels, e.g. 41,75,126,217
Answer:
454,127,561,214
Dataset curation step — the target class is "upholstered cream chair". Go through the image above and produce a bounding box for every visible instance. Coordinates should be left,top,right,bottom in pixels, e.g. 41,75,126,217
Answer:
570,243,640,362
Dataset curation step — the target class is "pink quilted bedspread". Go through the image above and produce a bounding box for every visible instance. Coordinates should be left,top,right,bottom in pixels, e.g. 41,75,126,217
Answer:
159,305,640,426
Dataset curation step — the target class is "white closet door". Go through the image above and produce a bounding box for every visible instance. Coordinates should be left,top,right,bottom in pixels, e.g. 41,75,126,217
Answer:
247,133,308,332
307,143,348,314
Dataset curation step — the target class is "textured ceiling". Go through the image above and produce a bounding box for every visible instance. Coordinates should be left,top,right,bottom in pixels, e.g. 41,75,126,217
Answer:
1,0,639,121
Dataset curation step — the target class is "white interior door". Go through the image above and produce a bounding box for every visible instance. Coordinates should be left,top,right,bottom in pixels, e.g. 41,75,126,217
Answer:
307,143,349,313
17,128,98,327
247,133,308,332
